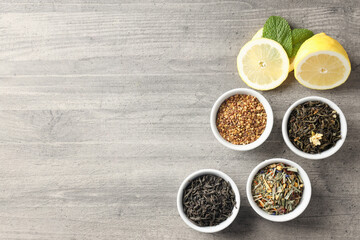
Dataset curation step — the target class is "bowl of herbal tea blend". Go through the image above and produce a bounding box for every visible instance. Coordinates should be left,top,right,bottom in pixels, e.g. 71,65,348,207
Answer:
210,88,274,151
282,96,347,160
246,158,312,222
177,169,240,233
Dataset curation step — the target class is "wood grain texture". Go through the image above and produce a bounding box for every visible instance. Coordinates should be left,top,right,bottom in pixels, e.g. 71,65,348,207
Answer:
0,0,359,239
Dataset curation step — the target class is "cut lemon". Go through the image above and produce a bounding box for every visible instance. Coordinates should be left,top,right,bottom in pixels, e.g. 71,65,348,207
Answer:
251,27,294,72
252,28,264,40
288,57,295,72
237,38,289,90
294,33,351,90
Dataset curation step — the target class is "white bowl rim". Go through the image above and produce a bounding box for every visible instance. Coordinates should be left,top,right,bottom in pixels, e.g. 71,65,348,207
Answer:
282,96,347,160
210,88,274,151
246,158,312,222
177,169,241,233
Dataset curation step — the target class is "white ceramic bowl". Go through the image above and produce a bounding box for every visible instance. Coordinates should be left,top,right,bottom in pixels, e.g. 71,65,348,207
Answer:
177,169,241,233
246,158,311,222
210,88,274,151
282,96,347,160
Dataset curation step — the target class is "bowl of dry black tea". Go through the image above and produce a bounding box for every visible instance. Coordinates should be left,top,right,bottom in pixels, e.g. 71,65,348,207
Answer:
282,96,347,160
246,158,312,222
177,169,240,233
210,88,274,151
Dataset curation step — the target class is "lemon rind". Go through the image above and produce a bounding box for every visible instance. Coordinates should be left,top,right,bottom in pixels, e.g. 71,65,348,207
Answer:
252,28,263,40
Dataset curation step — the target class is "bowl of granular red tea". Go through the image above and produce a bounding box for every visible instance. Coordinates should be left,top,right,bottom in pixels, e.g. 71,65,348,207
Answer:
210,88,274,151
177,169,241,233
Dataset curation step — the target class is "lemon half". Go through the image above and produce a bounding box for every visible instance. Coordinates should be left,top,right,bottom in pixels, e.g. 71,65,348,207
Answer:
294,33,351,90
237,38,289,90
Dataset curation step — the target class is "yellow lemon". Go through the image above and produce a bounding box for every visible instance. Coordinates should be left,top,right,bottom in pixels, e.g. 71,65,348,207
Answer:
288,58,295,72
237,38,289,90
252,28,264,40
294,33,351,90
252,27,294,72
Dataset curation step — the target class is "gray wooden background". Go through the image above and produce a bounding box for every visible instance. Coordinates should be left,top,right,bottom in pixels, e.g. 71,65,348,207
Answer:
0,1,359,239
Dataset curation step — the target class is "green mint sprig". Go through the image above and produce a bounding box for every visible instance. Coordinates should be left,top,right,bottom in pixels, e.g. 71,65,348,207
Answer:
263,16,293,57
262,16,314,58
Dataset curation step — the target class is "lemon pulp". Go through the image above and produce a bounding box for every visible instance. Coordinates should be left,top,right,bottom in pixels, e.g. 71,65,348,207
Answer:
243,44,284,84
298,53,346,86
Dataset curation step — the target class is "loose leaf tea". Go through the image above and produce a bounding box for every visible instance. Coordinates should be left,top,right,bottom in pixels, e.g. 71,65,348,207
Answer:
288,101,341,153
216,94,267,145
183,174,236,227
251,163,304,215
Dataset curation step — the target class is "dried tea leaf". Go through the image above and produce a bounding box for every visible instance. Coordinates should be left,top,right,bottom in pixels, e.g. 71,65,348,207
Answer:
183,175,236,226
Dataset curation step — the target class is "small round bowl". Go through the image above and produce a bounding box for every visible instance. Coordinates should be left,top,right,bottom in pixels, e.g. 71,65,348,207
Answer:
210,88,274,151
177,169,241,233
282,96,347,160
246,158,311,222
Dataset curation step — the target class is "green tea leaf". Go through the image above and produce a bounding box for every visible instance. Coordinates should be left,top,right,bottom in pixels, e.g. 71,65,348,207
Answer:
290,29,314,57
262,16,293,57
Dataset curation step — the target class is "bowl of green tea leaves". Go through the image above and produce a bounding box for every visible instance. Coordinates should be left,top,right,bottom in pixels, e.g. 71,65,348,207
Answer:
246,158,312,222
177,169,240,233
282,96,347,160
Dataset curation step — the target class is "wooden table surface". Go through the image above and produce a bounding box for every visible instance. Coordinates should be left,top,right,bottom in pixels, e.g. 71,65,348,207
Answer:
0,1,359,239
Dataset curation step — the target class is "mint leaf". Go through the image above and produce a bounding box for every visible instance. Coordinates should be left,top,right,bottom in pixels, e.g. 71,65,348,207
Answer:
263,16,292,57
290,29,314,57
